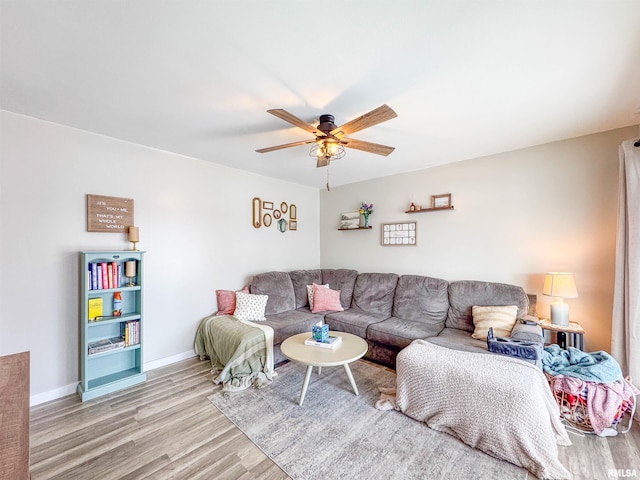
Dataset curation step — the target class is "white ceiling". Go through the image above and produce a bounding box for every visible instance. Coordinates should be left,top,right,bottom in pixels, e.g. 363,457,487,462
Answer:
2,1,639,189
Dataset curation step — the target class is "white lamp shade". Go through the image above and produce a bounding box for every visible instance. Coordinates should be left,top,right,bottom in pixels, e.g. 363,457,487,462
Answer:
542,272,578,299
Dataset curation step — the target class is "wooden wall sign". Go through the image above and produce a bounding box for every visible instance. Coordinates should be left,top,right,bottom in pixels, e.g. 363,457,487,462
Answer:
87,194,134,232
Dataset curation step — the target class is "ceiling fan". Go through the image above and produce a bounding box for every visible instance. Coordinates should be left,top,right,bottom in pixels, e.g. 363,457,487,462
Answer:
256,104,397,168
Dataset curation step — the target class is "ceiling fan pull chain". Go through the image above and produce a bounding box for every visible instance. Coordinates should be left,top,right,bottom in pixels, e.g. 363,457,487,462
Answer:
326,167,331,191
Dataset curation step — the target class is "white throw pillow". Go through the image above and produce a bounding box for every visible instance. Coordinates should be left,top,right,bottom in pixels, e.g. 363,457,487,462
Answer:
234,291,268,322
471,305,518,340
306,283,329,309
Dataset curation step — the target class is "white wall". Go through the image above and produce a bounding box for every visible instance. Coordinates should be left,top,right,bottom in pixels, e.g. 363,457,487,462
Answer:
320,126,638,354
0,110,320,403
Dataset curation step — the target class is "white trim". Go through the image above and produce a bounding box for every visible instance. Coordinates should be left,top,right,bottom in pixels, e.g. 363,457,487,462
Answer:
143,350,196,371
29,350,197,406
30,383,78,406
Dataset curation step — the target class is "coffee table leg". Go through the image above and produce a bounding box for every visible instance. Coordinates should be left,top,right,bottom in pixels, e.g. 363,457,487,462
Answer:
299,365,313,406
344,363,359,396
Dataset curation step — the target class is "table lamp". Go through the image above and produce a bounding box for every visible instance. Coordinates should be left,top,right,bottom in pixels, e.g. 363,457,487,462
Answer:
542,272,578,325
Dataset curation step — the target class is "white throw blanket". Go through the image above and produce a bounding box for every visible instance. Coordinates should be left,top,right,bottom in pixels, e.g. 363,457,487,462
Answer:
376,340,572,480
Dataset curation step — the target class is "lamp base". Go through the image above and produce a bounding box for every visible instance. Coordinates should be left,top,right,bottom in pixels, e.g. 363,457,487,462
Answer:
130,241,138,251
550,299,570,326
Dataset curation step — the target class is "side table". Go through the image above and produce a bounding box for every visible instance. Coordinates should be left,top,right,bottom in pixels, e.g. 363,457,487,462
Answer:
538,318,585,350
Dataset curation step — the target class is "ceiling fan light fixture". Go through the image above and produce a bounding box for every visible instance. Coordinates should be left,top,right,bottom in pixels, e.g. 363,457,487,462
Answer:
309,140,345,166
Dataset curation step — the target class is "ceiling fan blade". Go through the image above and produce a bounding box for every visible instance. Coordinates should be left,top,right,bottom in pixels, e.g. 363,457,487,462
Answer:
267,109,319,135
256,138,316,153
344,138,395,156
332,104,397,136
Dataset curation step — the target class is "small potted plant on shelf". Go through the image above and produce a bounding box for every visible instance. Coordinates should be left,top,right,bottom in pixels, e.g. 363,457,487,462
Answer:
360,202,373,228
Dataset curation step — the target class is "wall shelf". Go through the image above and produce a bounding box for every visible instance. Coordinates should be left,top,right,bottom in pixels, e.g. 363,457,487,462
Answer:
405,206,454,214
337,226,372,230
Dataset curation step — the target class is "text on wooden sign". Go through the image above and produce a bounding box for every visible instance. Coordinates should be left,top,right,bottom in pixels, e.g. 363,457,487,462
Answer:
87,194,134,232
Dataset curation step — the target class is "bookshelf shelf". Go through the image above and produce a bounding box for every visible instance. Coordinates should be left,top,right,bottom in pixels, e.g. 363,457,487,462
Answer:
88,313,141,326
87,343,141,358
78,250,146,402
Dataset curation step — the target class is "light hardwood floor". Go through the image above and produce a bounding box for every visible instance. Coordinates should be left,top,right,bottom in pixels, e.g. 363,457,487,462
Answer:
30,356,640,479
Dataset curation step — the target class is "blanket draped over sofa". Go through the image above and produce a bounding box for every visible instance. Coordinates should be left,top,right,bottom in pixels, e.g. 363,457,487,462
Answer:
376,340,572,480
194,314,274,391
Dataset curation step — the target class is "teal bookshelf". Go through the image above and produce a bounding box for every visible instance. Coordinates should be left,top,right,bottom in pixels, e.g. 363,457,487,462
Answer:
78,251,146,401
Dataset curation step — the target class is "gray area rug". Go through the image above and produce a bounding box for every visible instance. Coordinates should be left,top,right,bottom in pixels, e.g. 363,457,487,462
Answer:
208,359,529,480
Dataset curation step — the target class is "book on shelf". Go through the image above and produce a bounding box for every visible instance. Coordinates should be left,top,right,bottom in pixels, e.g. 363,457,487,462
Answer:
304,335,342,349
97,264,103,289
88,336,125,355
101,262,109,290
120,320,140,346
107,263,113,289
112,261,119,288
88,261,124,290
89,263,98,290
88,298,103,321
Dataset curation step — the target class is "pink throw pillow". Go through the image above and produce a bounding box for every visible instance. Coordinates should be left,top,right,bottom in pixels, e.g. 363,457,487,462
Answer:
215,287,249,315
311,284,344,313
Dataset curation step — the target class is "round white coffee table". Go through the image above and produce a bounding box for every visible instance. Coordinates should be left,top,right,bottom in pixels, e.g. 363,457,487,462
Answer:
280,331,368,406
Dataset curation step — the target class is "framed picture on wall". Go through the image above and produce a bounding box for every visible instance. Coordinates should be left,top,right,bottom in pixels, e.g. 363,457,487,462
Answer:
339,211,360,230
381,221,417,246
431,193,451,209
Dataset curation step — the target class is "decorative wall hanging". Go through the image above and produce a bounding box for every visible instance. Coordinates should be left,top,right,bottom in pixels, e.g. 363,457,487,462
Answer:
252,197,262,228
86,194,134,233
382,221,417,246
252,197,296,231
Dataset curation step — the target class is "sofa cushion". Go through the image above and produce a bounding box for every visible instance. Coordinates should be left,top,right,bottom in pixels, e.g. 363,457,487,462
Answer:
233,292,268,322
426,327,490,354
446,280,529,333
322,269,358,309
262,310,323,345
471,305,519,340
289,269,322,308
392,275,449,327
367,317,444,349
215,286,250,315
311,285,344,313
306,283,328,310
250,271,296,315
324,308,388,338
351,272,399,315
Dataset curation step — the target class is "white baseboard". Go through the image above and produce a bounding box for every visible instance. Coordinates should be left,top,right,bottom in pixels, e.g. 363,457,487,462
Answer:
30,350,197,406
143,350,197,371
30,383,78,406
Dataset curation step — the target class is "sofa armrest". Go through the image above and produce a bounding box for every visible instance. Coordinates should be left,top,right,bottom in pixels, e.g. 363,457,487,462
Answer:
511,317,544,344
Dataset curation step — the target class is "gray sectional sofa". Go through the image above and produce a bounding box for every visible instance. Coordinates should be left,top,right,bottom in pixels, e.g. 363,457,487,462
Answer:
249,269,535,366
